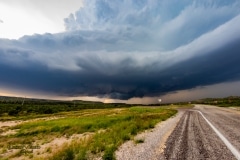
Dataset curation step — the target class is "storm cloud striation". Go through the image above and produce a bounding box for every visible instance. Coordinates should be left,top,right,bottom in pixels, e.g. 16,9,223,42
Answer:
1,0,240,100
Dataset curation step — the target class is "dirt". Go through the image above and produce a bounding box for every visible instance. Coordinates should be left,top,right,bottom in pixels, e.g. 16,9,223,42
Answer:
0,116,87,160
115,111,184,160
32,133,93,160
0,120,22,136
1,133,93,160
0,120,22,128
0,116,64,136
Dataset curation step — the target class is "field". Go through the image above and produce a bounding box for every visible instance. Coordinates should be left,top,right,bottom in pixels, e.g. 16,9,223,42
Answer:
0,97,177,160
195,96,240,107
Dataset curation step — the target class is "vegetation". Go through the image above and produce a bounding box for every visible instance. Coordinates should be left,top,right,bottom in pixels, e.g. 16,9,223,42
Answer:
48,107,177,160
0,104,177,160
195,96,240,107
134,138,144,144
2,95,240,159
0,96,133,120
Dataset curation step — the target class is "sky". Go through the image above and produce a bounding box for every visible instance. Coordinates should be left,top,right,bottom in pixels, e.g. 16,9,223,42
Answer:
0,0,240,104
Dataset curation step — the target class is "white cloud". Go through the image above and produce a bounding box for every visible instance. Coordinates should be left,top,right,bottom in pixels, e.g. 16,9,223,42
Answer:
64,15,240,72
1,13,240,72
64,0,240,51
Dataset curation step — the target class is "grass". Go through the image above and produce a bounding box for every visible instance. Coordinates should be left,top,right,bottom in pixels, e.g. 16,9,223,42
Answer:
1,107,177,160
134,138,144,144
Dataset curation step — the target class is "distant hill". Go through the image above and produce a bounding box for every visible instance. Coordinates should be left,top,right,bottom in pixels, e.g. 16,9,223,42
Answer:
194,96,240,107
0,96,132,116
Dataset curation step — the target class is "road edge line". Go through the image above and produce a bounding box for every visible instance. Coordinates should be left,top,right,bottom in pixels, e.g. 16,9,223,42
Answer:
196,110,240,160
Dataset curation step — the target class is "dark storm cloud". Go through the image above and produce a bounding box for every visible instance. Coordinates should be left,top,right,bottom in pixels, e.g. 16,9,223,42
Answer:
1,35,240,99
0,0,240,99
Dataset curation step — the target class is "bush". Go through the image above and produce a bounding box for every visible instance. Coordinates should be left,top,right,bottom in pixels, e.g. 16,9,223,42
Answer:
8,109,19,116
64,148,75,160
44,108,54,114
103,147,116,160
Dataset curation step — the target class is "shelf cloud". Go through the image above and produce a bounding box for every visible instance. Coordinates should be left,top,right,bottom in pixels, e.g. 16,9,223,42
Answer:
1,0,240,100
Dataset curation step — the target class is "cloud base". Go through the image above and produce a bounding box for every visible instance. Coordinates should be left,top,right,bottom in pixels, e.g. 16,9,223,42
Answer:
0,0,240,100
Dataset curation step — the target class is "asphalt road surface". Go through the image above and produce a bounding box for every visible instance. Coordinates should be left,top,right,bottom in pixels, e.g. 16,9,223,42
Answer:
163,105,240,160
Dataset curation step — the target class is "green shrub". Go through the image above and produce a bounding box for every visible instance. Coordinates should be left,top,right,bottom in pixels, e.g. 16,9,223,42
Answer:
103,146,116,160
135,139,144,144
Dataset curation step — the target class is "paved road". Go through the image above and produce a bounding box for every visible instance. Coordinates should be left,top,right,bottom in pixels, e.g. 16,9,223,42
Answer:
163,105,240,160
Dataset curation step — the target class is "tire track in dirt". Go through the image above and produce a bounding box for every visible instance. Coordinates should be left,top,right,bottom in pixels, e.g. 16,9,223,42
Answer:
163,110,236,160
163,111,190,159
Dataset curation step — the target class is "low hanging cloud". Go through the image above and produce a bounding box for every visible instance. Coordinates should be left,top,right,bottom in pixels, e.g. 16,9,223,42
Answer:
1,0,240,100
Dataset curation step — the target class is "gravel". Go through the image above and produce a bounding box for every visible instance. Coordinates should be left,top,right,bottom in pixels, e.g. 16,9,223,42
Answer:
116,105,240,160
115,110,184,160
163,110,235,160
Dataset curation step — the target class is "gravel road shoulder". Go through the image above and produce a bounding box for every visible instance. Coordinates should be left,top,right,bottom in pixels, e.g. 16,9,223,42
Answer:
115,110,184,160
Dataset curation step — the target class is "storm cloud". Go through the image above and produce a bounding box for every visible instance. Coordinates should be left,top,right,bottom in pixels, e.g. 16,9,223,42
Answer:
1,0,240,100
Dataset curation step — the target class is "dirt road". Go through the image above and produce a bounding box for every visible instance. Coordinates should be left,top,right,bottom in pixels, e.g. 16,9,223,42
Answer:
163,105,240,160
